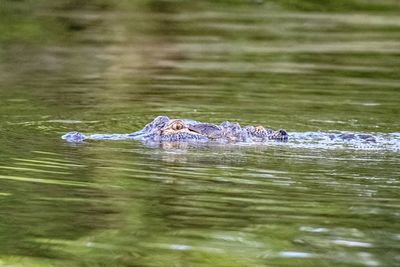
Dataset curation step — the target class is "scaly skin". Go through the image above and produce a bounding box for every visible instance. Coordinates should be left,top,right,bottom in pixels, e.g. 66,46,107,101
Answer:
62,115,288,143
131,116,288,143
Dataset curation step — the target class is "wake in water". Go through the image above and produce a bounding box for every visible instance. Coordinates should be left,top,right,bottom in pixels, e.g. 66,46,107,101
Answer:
286,131,400,152
61,116,399,152
62,131,400,152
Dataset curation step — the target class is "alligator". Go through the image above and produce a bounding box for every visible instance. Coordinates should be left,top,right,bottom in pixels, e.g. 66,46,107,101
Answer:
62,115,288,143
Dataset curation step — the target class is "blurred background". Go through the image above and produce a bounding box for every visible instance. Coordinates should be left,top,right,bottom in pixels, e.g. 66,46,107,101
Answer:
2,0,399,132
0,0,399,266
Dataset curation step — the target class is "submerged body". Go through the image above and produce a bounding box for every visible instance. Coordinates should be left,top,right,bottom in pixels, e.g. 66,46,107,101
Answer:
62,116,288,144
62,115,390,150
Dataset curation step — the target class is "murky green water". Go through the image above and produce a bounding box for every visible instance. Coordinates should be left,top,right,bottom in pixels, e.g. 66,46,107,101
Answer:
1,1,400,266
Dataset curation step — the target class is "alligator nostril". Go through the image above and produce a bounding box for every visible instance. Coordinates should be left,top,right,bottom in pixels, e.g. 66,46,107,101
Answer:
279,129,287,136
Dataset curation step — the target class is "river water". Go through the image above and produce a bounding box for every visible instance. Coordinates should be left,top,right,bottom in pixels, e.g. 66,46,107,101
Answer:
0,1,399,266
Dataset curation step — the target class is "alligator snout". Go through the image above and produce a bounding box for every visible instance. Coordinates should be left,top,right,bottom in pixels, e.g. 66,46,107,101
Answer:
266,129,288,141
279,129,288,136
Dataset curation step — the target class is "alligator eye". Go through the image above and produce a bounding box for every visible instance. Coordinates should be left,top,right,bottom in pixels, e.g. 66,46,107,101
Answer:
172,121,184,131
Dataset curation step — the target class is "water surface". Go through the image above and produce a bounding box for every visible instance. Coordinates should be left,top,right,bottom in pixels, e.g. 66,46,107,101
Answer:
0,1,399,266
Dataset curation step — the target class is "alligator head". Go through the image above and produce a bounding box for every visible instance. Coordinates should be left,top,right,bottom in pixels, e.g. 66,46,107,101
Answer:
132,117,288,143
62,115,288,144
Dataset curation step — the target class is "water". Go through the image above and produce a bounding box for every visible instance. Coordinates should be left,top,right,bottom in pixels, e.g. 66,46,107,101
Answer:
1,1,400,266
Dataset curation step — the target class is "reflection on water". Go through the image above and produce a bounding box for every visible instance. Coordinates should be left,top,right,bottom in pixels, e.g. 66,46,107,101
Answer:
0,0,400,266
